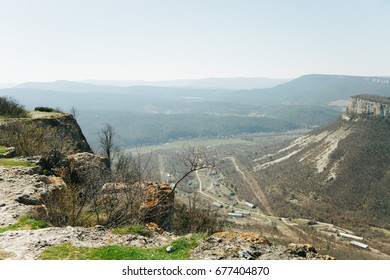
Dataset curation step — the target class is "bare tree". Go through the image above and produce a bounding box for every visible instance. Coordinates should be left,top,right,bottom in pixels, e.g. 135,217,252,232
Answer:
153,145,215,207
112,149,153,184
173,145,215,191
98,124,116,169
70,106,79,120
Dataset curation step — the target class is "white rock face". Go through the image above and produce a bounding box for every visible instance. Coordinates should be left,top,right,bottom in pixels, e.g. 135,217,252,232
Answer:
347,95,390,117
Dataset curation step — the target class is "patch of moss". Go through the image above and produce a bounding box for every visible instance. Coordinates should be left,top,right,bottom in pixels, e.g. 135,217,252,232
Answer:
0,146,7,154
112,224,151,237
0,215,50,234
0,158,37,167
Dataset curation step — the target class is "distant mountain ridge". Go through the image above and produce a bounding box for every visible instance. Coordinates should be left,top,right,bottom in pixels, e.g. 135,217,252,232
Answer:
82,77,291,90
2,74,390,148
16,80,122,93
11,74,390,107
15,77,289,91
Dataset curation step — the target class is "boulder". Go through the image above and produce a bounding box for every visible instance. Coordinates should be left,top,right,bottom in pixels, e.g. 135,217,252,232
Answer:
53,152,110,185
142,183,174,232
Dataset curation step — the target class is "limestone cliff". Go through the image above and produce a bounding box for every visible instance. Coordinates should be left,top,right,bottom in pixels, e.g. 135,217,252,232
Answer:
347,94,390,117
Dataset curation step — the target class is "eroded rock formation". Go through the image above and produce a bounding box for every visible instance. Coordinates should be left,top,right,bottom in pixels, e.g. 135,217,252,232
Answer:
347,94,390,117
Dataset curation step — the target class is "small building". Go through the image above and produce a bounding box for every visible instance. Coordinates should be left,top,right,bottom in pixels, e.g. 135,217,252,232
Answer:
213,202,223,208
338,233,364,241
244,201,256,208
350,241,369,249
228,212,244,218
233,210,250,216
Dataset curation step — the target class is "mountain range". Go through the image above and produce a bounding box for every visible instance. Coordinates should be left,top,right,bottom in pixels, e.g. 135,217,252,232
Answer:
1,74,390,149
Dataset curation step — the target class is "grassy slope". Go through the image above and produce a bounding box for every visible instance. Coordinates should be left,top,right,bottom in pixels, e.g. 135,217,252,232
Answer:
39,234,204,260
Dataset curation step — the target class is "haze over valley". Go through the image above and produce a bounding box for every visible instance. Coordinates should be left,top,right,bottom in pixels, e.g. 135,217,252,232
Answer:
2,74,390,149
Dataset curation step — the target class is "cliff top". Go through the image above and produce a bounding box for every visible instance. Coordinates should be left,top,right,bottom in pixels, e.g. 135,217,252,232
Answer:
352,94,390,104
28,111,69,119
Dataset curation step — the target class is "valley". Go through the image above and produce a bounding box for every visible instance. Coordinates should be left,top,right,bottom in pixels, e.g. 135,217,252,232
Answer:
142,128,390,260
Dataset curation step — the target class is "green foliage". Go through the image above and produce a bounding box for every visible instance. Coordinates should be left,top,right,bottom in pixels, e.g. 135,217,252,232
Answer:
0,215,50,234
39,234,205,260
0,96,28,118
34,106,62,113
0,158,37,167
112,224,151,237
0,146,7,154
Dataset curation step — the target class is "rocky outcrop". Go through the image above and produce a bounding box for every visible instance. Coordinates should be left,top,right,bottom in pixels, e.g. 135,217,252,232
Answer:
0,113,92,156
52,152,110,184
190,232,334,260
347,94,390,117
0,165,65,226
142,183,175,232
32,114,92,153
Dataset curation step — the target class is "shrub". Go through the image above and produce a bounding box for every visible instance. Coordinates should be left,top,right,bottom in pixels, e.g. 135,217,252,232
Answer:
174,195,226,235
34,107,62,113
0,121,73,157
0,96,28,118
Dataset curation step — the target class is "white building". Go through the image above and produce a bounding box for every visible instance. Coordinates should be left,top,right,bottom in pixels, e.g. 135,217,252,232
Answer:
338,232,364,241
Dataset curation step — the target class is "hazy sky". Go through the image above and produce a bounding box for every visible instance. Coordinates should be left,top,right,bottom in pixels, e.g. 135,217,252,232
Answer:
1,0,389,82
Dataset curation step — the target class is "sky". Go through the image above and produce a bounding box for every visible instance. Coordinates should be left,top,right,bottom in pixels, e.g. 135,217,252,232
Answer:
0,0,389,83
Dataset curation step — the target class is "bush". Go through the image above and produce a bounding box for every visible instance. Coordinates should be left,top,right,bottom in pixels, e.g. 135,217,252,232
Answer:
34,107,62,113
174,195,226,235
0,96,28,118
0,121,74,157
